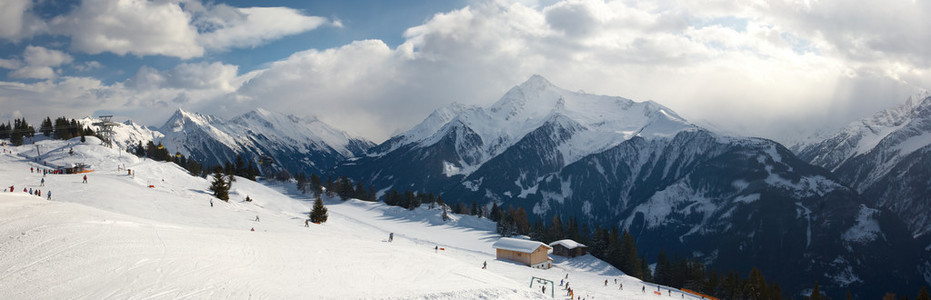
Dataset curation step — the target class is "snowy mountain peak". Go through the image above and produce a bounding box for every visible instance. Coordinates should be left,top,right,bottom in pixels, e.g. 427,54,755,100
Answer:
161,108,214,133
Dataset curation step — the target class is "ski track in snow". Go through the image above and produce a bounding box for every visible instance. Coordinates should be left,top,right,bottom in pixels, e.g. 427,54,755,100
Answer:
0,138,704,300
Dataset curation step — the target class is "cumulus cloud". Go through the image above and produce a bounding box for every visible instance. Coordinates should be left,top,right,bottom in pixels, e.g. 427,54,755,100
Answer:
0,0,45,40
50,0,203,59
8,46,74,80
3,0,930,144
44,0,330,59
195,5,329,50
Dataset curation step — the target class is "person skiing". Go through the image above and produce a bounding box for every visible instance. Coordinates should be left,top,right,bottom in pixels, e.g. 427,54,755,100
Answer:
40,178,44,186
642,285,645,293
388,232,393,242
31,167,33,173
47,191,51,200
210,198,213,207
305,219,310,227
619,283,623,290
250,227,255,231
482,261,487,269
560,279,563,286
255,215,260,222
435,245,438,253
542,285,546,294
82,175,87,183
28,188,32,195
605,279,608,286
9,186,13,192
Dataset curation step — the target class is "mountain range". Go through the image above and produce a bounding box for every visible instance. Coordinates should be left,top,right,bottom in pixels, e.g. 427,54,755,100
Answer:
92,75,931,298
335,75,928,298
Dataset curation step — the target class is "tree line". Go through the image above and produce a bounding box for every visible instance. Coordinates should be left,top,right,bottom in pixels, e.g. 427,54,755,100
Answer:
0,116,98,146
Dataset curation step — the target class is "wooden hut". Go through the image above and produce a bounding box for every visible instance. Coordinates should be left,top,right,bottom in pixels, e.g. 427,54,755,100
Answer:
549,239,588,258
492,238,553,269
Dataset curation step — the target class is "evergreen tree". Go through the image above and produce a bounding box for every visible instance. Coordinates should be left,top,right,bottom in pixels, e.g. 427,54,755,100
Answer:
620,230,641,278
809,281,824,300
489,202,500,221
471,201,478,216
310,174,322,196
654,250,671,285
917,286,930,300
40,117,52,137
529,218,546,241
639,255,652,282
209,168,230,201
310,196,328,223
442,205,450,221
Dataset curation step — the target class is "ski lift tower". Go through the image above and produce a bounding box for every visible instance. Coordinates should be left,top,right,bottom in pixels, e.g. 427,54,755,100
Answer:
93,115,118,148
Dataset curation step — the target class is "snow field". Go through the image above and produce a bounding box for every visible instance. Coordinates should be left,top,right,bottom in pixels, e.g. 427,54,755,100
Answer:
1,139,698,300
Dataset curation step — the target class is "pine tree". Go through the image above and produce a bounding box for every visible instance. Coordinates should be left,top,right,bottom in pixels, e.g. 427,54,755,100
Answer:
40,117,52,137
489,202,500,221
442,205,450,221
810,281,824,300
209,168,230,201
310,196,328,223
917,286,930,300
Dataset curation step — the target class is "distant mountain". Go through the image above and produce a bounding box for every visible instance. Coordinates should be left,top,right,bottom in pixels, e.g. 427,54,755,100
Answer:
337,75,928,298
157,108,373,177
795,93,931,240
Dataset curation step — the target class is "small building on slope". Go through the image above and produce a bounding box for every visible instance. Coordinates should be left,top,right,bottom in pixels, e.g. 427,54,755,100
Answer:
549,239,588,258
492,237,553,269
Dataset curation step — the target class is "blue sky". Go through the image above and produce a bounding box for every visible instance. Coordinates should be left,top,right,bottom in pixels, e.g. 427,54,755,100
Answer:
1,0,929,143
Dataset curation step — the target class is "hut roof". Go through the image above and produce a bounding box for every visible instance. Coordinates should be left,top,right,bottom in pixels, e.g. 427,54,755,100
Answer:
549,239,587,249
492,237,550,253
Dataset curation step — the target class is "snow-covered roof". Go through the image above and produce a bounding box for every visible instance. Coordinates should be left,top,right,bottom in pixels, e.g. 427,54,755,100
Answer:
549,239,587,249
492,237,550,253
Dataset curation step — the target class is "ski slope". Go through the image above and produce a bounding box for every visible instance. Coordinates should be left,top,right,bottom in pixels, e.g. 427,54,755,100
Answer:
1,137,702,299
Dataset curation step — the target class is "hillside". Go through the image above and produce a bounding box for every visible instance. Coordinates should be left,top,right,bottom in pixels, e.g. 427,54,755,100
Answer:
0,137,694,299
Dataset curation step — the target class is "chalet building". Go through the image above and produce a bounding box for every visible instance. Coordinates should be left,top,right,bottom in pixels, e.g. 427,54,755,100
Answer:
549,239,588,258
492,237,553,269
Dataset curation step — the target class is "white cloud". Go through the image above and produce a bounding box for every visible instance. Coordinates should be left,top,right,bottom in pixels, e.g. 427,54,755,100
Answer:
0,0,45,40
45,0,331,59
0,58,21,69
8,46,73,80
50,0,203,59
23,46,73,67
196,6,329,50
3,0,930,144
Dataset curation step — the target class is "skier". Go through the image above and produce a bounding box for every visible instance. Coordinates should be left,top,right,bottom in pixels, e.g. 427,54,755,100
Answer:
36,190,40,197
250,227,255,231
9,186,13,192
619,283,623,290
82,175,87,183
28,188,32,195
305,219,310,227
40,178,44,186
255,215,260,222
482,261,487,269
434,245,438,253
388,232,393,242
542,285,546,294
642,285,645,293
605,279,608,286
47,191,51,200
210,198,213,207
31,167,33,173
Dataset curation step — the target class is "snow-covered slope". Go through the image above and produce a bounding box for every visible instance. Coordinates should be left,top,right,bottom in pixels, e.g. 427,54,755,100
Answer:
158,108,373,176
1,138,700,299
795,93,931,238
76,116,164,152
338,75,928,298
